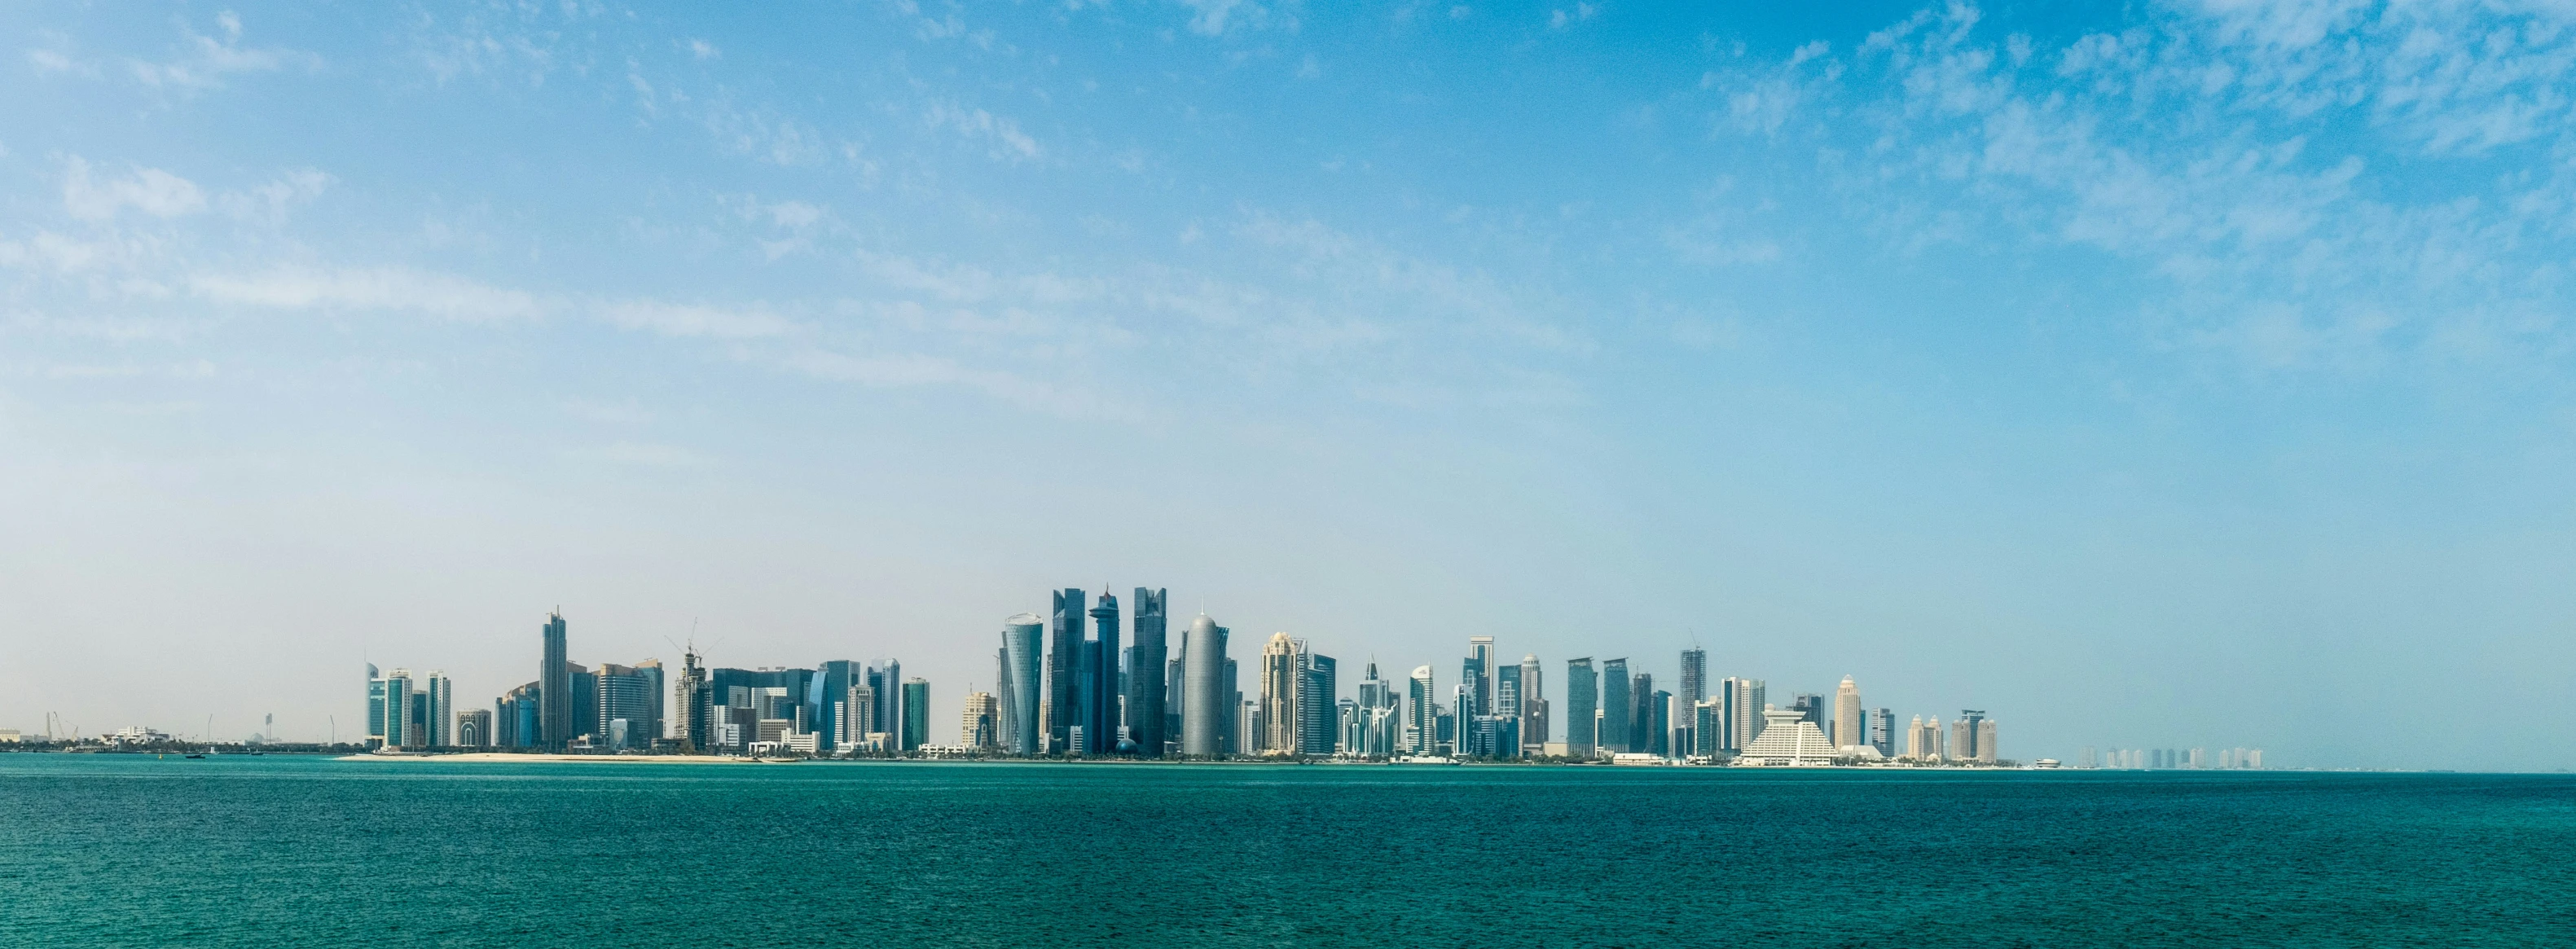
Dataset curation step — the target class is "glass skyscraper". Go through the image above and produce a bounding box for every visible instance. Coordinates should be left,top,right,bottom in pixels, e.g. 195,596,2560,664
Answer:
1565,658,1596,758
1600,658,1629,753
1128,587,1167,757
1047,589,1084,755
538,612,569,752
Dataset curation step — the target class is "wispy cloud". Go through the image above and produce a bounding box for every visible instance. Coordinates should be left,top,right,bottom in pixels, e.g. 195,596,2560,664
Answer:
62,158,205,221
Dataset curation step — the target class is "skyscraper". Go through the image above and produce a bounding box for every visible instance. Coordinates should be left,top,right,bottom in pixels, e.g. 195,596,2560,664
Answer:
900,678,930,751
1181,614,1229,757
423,671,451,748
675,646,708,754
961,691,998,750
1976,717,1998,763
1002,613,1043,756
1519,653,1547,753
455,708,491,747
1087,591,1121,754
1299,652,1336,756
1492,661,1521,759
1835,677,1863,750
1722,677,1765,750
538,611,569,752
1678,648,1706,706
1128,587,1167,758
1600,659,1629,753
1792,692,1827,743
1466,635,1495,717
1047,588,1084,755
1565,658,1596,758
1866,707,1895,758
1629,673,1656,753
1957,710,1987,762
380,668,413,750
1259,633,1299,755
1406,666,1437,754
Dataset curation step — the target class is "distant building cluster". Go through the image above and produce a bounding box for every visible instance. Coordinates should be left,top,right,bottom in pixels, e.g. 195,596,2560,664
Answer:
2080,746,2265,770
359,590,2007,766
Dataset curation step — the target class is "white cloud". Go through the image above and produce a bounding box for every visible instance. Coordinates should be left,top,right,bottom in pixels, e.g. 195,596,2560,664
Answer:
190,266,547,322
62,158,206,221
127,13,316,90
599,301,795,339
925,100,1041,162
216,169,334,225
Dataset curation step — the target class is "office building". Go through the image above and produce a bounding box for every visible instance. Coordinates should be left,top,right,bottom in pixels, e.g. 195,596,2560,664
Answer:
596,662,663,751
365,664,384,748
1564,658,1597,758
495,682,538,749
1629,672,1655,753
1128,588,1168,758
1976,718,1998,763
962,691,998,750
1906,715,1941,761
1406,666,1437,754
1722,678,1766,750
1259,633,1299,755
1865,707,1895,758
1954,710,1988,762
1519,654,1547,754
1678,648,1705,706
1492,661,1521,759
843,681,876,752
422,671,451,748
1048,588,1084,755
1791,692,1827,743
1600,659,1629,754
675,646,708,753
900,678,930,751
455,708,491,747
1000,613,1042,755
1693,699,1721,756
377,668,413,750
1466,635,1495,718
1646,689,1672,758
1088,591,1122,755
1834,677,1862,751
1182,614,1230,757
539,611,570,752
1299,652,1336,756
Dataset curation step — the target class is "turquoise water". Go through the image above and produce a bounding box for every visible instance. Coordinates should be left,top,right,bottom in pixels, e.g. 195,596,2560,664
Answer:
1,756,2569,947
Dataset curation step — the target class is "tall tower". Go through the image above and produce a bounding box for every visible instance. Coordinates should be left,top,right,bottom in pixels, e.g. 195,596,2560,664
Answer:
1002,613,1043,756
1087,591,1121,754
1128,588,1168,758
1259,633,1299,755
675,644,706,754
1565,658,1597,758
1519,654,1546,752
1406,666,1437,754
538,611,569,752
1047,589,1084,755
424,671,452,747
1600,658,1630,754
1835,677,1863,749
1181,614,1229,756
1466,636,1495,716
1678,648,1706,706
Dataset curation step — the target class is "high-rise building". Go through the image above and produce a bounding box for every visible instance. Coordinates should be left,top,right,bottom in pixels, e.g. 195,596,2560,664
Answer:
961,691,998,750
1299,652,1336,756
1678,648,1706,706
675,646,708,754
538,611,570,752
1629,672,1655,753
1182,614,1230,757
1492,662,1521,759
1976,718,1997,763
1600,659,1629,753
455,708,492,747
1000,613,1043,756
364,664,384,749
1692,699,1721,756
1087,591,1122,755
1406,666,1437,754
1835,677,1862,750
1047,588,1084,755
1906,715,1941,761
1128,588,1168,758
1519,654,1547,753
1651,690,1677,758
1258,633,1299,755
1722,678,1766,750
842,681,876,752
1565,658,1597,758
1466,635,1495,717
1791,692,1828,743
596,663,662,750
1956,710,1988,762
423,671,452,748
379,668,413,750
1865,707,1895,758
901,679,930,751
496,682,538,749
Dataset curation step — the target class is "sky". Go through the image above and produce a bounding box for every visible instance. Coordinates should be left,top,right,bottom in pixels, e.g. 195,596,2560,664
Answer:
2,1,2571,770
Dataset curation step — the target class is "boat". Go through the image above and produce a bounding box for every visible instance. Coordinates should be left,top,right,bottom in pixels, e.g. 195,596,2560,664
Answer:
183,753,205,759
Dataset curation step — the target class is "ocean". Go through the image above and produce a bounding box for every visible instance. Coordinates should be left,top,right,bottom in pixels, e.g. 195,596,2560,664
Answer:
0,755,2568,947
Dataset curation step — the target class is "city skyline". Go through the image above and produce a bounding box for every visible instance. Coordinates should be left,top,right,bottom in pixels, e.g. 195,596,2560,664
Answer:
5,2,2573,773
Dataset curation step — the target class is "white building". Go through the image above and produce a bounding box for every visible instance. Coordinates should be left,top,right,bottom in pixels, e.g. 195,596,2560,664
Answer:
1734,709,1838,766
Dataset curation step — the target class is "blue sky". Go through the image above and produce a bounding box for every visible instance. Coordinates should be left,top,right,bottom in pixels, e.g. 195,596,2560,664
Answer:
3,1,2571,768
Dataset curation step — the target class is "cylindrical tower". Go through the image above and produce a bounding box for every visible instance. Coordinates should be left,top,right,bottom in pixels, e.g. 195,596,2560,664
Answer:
1182,615,1228,756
